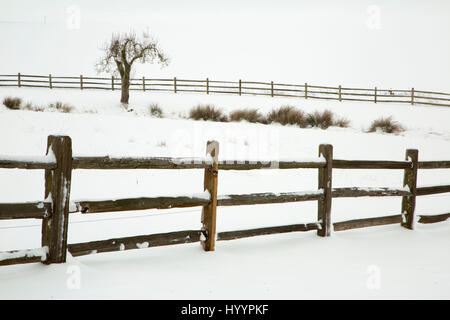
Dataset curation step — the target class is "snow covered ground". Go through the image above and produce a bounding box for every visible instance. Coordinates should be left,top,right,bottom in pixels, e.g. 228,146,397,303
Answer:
0,87,449,299
1,0,449,300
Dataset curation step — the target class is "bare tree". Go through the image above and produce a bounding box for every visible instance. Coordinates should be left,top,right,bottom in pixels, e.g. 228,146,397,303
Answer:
96,31,169,107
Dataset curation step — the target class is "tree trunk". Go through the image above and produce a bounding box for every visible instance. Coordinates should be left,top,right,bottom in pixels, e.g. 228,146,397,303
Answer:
120,75,130,106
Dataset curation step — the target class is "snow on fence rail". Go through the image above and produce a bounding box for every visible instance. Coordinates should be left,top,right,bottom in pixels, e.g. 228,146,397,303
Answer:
0,135,450,266
1,73,450,107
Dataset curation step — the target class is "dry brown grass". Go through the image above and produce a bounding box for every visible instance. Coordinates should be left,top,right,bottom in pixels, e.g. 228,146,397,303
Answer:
229,108,266,123
369,116,404,133
48,102,74,113
3,97,22,110
189,104,228,122
333,117,351,128
306,109,335,129
266,106,307,127
149,103,163,118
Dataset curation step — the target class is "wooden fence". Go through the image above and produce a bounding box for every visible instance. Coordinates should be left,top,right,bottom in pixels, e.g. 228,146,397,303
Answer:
1,73,450,107
1,135,450,266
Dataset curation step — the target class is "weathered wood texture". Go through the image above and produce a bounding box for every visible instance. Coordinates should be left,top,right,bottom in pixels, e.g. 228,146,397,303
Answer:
333,215,402,231
75,195,210,214
318,144,333,237
201,141,219,251
401,149,418,230
70,187,414,215
0,248,47,266
68,230,202,257
41,136,73,264
72,156,212,169
0,255,42,266
217,223,320,241
0,159,56,169
217,191,323,206
331,187,411,198
416,185,450,196
333,159,410,169
0,202,51,219
417,213,450,224
418,161,450,169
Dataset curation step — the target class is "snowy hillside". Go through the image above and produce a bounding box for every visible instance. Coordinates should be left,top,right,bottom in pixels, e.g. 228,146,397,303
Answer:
0,87,449,299
0,0,449,300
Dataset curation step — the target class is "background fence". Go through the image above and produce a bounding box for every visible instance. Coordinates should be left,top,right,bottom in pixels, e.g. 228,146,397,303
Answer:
0,135,449,266
1,73,450,107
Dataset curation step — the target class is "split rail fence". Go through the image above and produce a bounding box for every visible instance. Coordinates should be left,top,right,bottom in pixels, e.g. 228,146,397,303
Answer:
1,73,450,107
0,135,450,266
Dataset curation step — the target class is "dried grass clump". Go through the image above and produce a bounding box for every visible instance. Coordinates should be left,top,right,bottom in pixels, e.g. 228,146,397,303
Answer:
266,106,307,127
306,109,335,129
333,117,351,128
369,116,405,133
149,103,163,118
189,104,228,122
3,97,22,110
48,102,74,113
229,108,266,123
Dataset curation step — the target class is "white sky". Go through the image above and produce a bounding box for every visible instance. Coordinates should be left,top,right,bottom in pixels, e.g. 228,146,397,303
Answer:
0,0,449,91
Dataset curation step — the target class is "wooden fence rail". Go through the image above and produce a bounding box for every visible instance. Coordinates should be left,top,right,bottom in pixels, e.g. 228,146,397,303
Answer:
0,135,450,266
1,73,450,107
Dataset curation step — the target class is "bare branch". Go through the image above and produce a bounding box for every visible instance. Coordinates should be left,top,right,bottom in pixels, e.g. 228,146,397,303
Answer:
96,30,169,76
95,30,170,105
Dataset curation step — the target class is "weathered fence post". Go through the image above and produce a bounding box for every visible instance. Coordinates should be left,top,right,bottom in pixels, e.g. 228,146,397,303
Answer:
411,87,415,106
305,82,308,99
80,75,83,90
174,77,177,93
206,78,209,94
111,76,114,91
401,149,418,230
49,74,52,89
143,76,146,92
338,85,342,101
239,79,242,96
18,73,21,88
271,81,274,97
42,135,73,264
318,144,333,237
374,87,377,103
201,141,219,251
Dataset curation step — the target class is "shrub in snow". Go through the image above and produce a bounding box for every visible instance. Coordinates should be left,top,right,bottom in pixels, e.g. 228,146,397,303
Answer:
306,109,335,129
149,103,163,118
33,105,46,112
48,102,74,113
266,106,307,127
23,102,34,111
333,117,351,128
2,96,22,110
189,104,228,122
369,116,405,133
229,108,266,124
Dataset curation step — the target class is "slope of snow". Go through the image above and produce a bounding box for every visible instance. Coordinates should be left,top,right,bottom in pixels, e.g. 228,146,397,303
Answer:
0,87,449,299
